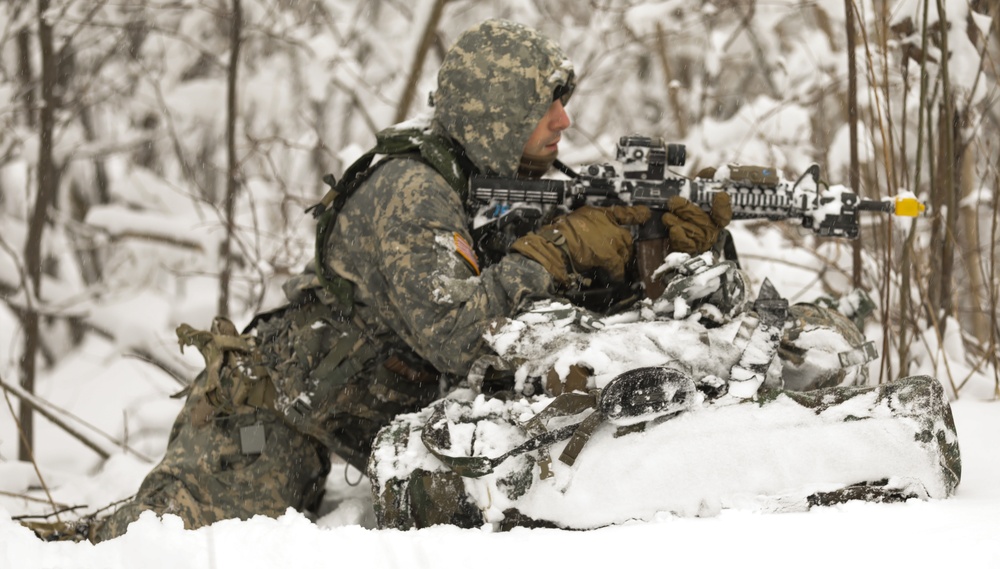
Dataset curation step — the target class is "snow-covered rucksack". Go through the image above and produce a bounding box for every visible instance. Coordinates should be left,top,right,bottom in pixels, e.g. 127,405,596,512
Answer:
368,373,960,530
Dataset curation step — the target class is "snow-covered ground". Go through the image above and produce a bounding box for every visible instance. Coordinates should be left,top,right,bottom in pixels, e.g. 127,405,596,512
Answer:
1,245,998,567
0,398,997,568
1,2,997,566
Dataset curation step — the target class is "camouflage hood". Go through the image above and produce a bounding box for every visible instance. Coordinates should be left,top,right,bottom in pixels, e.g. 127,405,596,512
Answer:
433,19,575,177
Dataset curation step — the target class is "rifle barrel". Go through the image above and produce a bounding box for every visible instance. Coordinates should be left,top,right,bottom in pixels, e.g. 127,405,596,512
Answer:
856,200,895,213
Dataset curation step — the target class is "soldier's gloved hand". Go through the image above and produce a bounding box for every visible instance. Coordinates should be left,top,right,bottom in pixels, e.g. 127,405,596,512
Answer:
512,205,651,287
661,193,732,254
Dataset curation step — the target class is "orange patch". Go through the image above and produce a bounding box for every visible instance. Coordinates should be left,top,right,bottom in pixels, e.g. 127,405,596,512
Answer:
453,232,480,275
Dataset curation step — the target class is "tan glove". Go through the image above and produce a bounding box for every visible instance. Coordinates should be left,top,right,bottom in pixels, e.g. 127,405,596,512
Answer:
512,205,651,287
661,193,732,254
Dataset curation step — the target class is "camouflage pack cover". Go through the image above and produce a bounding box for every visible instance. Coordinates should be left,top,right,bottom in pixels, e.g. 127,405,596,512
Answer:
779,303,876,390
367,298,961,530
369,377,960,531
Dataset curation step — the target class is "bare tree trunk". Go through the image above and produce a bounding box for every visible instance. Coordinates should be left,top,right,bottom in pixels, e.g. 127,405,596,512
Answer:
16,24,35,129
73,105,108,290
845,0,863,289
78,106,111,205
20,0,59,461
872,0,896,384
971,0,999,397
958,139,988,342
218,0,242,319
991,158,1000,396
934,0,958,328
655,22,688,139
927,103,947,326
395,0,447,123
14,12,36,456
933,94,957,325
18,316,39,462
900,0,936,376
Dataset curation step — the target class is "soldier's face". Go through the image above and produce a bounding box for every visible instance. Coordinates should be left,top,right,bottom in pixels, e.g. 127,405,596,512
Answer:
522,99,571,163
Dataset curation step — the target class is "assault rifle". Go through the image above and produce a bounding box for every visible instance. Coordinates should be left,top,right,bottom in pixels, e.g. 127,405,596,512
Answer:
470,136,924,298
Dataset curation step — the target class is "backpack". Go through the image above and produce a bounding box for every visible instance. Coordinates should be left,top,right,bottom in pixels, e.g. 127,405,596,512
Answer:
166,126,475,472
307,124,475,311
369,374,961,530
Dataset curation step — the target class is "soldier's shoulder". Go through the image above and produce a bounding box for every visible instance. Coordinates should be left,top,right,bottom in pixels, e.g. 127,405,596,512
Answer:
358,156,466,224
366,156,453,198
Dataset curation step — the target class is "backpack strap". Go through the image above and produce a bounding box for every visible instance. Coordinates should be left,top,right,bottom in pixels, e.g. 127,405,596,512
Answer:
419,367,699,479
308,126,476,312
419,391,600,479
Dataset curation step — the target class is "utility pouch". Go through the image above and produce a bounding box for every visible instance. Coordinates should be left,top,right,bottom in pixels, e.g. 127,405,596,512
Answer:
175,316,277,426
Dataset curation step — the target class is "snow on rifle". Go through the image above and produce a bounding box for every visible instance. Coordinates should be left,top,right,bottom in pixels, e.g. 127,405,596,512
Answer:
470,135,926,240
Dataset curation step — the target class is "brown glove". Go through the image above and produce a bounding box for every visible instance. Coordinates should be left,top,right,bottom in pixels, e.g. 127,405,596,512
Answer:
661,193,732,254
512,205,651,286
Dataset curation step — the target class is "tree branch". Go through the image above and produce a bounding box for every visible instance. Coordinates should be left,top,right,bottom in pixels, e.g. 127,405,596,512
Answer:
1,371,156,463
395,0,447,123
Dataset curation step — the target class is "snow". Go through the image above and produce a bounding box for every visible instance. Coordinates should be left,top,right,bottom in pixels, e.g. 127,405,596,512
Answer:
1,398,999,568
890,0,990,105
2,272,998,567
367,302,959,527
1,2,998,567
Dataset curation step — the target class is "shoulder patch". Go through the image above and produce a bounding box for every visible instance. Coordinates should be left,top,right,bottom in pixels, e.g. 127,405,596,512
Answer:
453,232,481,275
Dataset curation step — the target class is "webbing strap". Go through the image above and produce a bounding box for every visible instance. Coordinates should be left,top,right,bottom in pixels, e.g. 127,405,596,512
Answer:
422,418,583,479
522,391,598,430
556,410,606,467
839,340,878,368
522,391,599,478
311,327,363,382
420,392,600,479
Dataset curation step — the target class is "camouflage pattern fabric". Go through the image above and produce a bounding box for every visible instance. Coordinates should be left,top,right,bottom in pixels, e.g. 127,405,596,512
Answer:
326,158,554,377
91,299,452,542
433,19,574,177
87,19,572,541
369,375,961,530
92,395,329,542
779,303,877,390
323,18,571,378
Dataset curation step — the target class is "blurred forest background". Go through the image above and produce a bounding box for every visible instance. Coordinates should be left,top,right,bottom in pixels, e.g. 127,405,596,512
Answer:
0,0,997,469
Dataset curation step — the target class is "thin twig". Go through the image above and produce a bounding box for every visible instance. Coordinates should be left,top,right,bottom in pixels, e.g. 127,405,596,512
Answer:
0,489,70,509
395,0,446,123
121,352,189,387
11,504,88,521
1,378,60,521
911,268,961,398
0,375,112,460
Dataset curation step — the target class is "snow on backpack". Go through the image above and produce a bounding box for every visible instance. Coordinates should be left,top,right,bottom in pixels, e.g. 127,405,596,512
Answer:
366,296,961,530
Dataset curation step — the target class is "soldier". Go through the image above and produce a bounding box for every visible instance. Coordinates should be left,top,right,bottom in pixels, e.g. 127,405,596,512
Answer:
74,19,732,542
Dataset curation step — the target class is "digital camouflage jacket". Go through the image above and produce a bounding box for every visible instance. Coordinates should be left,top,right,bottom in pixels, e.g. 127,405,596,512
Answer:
82,20,577,543
324,19,575,378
